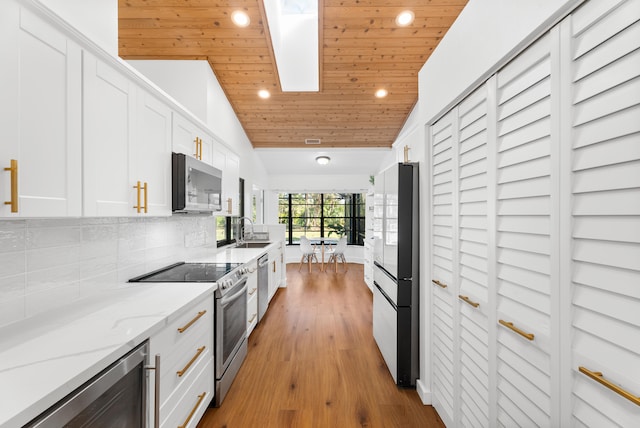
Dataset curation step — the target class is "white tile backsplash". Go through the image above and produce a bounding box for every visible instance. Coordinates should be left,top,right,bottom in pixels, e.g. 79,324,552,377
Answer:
0,215,217,327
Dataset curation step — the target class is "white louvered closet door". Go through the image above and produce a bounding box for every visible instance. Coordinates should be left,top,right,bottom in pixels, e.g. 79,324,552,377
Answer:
565,0,640,426
456,82,492,428
430,109,457,428
495,29,558,427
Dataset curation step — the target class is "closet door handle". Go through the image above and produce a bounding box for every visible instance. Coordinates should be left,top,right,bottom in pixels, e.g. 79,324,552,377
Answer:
432,279,447,288
579,366,640,406
498,319,534,341
459,295,479,308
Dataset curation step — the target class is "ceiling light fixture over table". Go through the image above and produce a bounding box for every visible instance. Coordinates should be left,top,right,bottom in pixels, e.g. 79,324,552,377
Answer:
315,156,330,165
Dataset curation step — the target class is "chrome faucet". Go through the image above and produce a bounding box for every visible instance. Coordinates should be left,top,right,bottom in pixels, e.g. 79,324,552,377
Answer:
237,216,254,243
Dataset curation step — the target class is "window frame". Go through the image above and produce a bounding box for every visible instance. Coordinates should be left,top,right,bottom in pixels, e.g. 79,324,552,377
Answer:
279,192,365,246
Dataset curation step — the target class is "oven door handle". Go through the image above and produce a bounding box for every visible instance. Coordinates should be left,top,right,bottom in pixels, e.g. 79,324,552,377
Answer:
220,279,248,307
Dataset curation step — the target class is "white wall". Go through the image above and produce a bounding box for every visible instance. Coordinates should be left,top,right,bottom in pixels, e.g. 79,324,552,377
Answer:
36,0,118,56
419,0,584,125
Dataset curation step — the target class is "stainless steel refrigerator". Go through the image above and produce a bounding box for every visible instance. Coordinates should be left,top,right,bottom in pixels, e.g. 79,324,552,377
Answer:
372,162,419,387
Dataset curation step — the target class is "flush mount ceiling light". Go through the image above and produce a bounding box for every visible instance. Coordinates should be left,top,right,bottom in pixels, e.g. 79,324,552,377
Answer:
315,155,330,165
375,88,388,98
258,89,271,99
231,10,250,27
395,10,415,27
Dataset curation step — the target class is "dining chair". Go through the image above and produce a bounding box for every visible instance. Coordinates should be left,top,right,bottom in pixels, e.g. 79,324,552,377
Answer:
326,236,348,272
298,236,320,273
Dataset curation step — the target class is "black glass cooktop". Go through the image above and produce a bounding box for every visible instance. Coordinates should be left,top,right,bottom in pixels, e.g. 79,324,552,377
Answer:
129,262,241,283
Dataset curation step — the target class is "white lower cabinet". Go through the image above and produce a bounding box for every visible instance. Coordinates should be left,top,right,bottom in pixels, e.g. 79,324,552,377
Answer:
0,0,82,217
246,260,258,335
149,293,214,428
268,242,285,301
427,1,640,426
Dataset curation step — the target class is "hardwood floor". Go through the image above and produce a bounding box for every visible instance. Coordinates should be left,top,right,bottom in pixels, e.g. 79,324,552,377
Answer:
198,263,444,428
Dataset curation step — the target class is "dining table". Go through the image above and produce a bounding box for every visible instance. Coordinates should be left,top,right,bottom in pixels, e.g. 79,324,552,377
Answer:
309,237,338,271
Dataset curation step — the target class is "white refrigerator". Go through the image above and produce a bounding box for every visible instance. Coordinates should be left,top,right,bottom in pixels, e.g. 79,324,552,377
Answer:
372,162,420,387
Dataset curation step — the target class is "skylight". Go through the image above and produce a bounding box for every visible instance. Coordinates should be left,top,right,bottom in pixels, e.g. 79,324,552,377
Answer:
263,0,319,92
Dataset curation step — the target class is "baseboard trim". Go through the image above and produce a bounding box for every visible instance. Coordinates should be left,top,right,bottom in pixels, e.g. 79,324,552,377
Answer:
416,379,432,405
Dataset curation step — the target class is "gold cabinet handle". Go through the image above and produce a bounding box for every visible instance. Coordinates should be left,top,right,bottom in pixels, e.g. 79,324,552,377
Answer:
499,319,534,341
227,197,233,214
579,366,640,406
142,181,148,213
177,310,207,333
248,313,257,324
248,287,257,296
4,159,18,213
459,295,479,308
176,346,205,377
133,181,142,213
194,137,203,160
178,392,207,428
432,279,447,288
273,261,276,273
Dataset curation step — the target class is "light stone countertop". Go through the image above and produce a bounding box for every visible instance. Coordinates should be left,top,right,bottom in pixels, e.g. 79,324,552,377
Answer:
0,242,280,427
0,282,215,428
0,241,281,427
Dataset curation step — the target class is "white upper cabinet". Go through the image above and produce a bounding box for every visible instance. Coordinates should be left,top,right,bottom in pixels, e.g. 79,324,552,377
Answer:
172,113,214,165
213,144,240,216
564,0,640,425
83,52,171,216
0,2,82,217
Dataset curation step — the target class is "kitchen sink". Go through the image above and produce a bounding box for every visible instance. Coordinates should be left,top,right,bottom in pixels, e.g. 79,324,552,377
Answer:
235,242,271,249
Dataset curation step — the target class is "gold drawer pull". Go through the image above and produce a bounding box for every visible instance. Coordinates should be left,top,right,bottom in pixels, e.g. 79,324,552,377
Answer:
579,366,640,406
4,159,18,213
177,310,207,333
177,346,205,377
432,279,447,288
248,313,257,324
459,295,479,308
248,287,257,296
499,319,534,341
142,182,148,213
178,392,207,428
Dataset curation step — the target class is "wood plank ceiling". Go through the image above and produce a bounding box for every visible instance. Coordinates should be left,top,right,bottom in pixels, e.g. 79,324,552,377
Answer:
118,0,468,148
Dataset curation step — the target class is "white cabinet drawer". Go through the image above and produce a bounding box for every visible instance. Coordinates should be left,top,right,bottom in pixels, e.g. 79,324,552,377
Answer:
159,328,212,407
161,358,214,428
150,295,213,358
247,291,258,335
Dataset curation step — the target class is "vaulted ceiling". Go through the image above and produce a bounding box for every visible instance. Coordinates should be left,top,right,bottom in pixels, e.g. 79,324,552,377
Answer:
118,0,467,149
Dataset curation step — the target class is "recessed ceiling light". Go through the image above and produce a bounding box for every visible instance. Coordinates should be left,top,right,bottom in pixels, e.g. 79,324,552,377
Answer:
395,10,415,27
258,89,271,99
375,88,388,98
231,10,250,27
316,156,330,165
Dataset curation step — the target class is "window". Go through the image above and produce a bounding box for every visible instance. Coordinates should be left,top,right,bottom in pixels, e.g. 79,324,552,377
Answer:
278,193,365,245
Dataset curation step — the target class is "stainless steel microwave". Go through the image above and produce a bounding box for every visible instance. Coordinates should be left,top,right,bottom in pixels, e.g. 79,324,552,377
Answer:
172,152,222,213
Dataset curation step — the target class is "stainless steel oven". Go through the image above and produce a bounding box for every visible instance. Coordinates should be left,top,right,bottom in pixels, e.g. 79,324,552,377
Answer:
214,272,248,406
25,341,148,427
129,261,249,407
